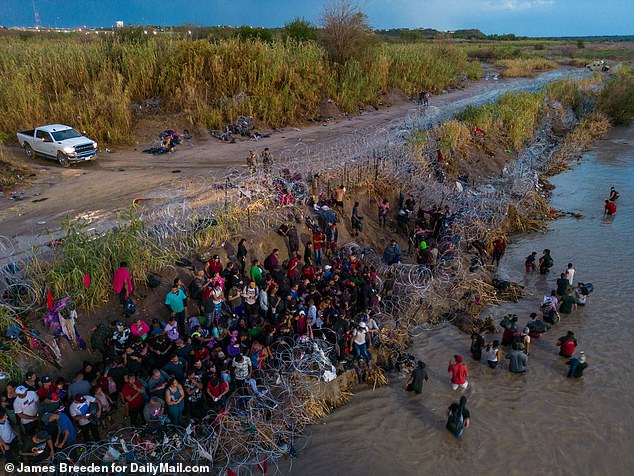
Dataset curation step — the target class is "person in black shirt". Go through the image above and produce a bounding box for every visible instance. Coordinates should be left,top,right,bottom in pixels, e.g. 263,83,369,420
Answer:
23,430,54,463
556,273,570,297
446,396,470,439
405,361,429,395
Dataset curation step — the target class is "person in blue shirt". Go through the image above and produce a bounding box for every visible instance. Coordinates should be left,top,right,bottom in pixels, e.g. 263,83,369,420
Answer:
165,284,187,334
41,412,76,450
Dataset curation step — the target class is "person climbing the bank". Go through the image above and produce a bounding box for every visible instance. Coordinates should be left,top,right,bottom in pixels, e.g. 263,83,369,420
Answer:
334,185,346,216
491,237,506,266
525,251,537,272
608,186,619,201
604,199,617,216
448,355,468,390
557,331,577,358
352,322,371,363
351,201,363,237
113,262,134,315
538,249,554,275
446,396,470,439
566,351,588,378
378,198,390,228
383,240,402,265
405,361,429,395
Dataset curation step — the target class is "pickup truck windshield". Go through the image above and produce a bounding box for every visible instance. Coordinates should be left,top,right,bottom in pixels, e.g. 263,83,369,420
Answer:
51,129,82,141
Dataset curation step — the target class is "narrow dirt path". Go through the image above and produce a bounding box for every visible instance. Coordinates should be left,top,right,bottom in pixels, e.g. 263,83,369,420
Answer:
0,68,585,257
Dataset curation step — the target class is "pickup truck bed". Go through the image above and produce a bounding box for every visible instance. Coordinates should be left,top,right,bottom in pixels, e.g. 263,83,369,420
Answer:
18,129,35,137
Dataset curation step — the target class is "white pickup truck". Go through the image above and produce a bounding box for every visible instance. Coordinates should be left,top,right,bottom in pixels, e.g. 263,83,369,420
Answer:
16,124,98,166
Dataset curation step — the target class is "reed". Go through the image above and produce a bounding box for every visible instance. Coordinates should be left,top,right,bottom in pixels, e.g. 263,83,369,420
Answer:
496,58,557,78
0,36,481,144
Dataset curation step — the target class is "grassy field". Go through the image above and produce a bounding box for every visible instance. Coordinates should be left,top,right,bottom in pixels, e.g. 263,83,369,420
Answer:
0,35,481,144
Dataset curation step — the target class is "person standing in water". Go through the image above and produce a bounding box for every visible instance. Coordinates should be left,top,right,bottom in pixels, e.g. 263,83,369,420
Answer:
566,352,588,378
446,396,470,439
525,251,537,272
470,330,485,361
604,200,617,216
608,186,619,201
565,263,576,285
448,355,468,390
405,361,429,395
538,249,554,275
486,340,501,369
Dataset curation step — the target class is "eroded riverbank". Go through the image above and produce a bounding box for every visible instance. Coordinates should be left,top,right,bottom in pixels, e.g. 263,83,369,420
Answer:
281,126,634,476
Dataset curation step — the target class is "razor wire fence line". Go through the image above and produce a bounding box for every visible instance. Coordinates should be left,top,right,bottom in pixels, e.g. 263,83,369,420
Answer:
0,72,588,474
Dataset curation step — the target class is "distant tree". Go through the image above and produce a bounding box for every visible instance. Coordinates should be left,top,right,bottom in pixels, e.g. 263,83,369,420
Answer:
235,26,273,42
283,18,317,42
576,39,585,49
400,29,422,42
320,0,374,63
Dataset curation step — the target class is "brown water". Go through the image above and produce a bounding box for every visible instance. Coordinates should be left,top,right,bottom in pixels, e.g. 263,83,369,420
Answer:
282,125,634,476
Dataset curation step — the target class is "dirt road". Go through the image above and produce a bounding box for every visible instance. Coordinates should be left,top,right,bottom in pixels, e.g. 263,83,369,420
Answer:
0,68,585,257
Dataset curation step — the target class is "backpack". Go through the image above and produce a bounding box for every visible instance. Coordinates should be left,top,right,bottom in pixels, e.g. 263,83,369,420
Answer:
446,407,465,438
544,255,554,269
125,297,137,316
561,339,575,356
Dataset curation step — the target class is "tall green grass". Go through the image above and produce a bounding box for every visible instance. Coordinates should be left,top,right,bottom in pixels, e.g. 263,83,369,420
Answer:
457,92,544,150
0,36,481,143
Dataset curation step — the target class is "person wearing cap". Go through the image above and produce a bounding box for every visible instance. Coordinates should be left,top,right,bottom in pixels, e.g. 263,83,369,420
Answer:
0,407,18,462
23,430,54,463
566,352,588,378
13,386,39,436
448,355,469,390
69,393,101,442
352,322,371,362
41,411,76,449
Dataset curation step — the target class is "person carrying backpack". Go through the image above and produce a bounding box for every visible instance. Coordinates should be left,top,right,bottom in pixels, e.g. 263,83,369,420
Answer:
446,396,470,439
538,249,554,275
557,331,577,357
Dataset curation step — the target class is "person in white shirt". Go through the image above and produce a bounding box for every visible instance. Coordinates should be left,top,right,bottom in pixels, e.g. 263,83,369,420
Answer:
70,394,101,442
565,263,576,285
0,407,17,462
13,386,39,436
352,322,370,362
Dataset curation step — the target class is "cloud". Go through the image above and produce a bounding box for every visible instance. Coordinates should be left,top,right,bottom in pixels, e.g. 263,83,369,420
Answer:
484,0,554,10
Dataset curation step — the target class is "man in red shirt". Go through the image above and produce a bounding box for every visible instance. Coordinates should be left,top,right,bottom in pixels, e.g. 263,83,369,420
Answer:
121,374,146,427
206,374,229,409
448,355,469,390
206,255,223,276
491,237,507,266
287,254,302,285
312,231,324,266
604,200,617,216
113,262,133,306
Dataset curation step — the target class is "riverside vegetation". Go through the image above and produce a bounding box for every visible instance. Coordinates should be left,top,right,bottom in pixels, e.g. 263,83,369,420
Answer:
0,35,481,144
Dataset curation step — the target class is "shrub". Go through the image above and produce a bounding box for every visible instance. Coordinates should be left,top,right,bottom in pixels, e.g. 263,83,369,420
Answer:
283,18,317,42
496,58,557,78
320,0,374,64
599,73,634,125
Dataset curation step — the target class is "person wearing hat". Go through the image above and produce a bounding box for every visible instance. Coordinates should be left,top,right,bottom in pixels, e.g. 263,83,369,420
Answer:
41,411,76,449
352,322,371,362
70,393,101,442
37,376,60,414
448,355,469,390
23,430,54,463
566,352,588,378
13,385,39,436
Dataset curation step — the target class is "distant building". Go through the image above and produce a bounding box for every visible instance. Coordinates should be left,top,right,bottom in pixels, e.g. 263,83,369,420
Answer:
115,21,124,28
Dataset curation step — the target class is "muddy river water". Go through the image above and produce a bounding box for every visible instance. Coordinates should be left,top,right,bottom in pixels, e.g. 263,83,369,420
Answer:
283,125,634,476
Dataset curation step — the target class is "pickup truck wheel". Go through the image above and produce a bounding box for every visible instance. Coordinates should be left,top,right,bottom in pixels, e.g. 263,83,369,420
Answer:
24,144,34,159
57,152,69,167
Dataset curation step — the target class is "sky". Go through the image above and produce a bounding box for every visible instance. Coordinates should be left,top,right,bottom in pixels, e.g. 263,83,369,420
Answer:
1,0,632,37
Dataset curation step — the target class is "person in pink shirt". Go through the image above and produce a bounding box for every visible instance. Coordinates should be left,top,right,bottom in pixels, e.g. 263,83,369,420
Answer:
130,318,150,341
448,355,469,390
113,262,133,307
